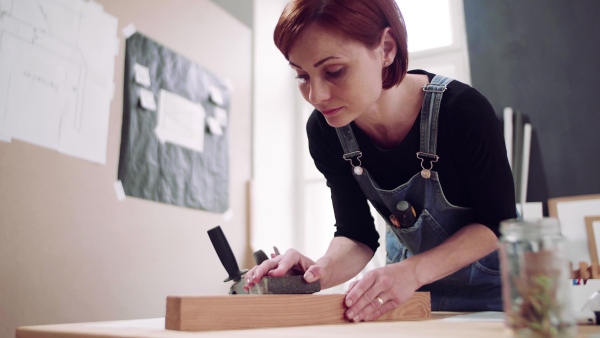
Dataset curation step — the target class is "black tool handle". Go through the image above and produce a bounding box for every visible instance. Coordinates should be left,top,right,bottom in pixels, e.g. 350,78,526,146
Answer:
396,200,417,228
207,226,248,282
253,250,269,265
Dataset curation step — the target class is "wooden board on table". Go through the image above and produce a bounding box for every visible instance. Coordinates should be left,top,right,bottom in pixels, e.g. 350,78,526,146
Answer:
165,292,430,331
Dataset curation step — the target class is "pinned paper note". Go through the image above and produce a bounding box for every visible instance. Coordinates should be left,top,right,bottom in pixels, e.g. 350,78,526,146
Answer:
206,116,223,135
139,88,156,111
222,209,233,221
122,23,137,38
134,63,151,87
214,107,228,127
114,180,126,201
208,86,224,106
154,89,206,152
223,78,234,92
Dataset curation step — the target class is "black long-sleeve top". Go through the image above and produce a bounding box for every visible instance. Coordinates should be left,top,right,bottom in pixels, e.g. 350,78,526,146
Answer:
307,70,517,253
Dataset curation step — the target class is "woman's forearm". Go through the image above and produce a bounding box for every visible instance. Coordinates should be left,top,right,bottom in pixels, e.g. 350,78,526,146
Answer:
406,223,498,288
315,236,374,289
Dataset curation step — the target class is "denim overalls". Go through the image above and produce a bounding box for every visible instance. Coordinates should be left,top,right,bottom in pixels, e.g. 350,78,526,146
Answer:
334,75,502,311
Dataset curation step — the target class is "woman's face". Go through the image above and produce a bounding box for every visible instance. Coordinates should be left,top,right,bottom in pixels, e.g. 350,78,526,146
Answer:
288,22,386,127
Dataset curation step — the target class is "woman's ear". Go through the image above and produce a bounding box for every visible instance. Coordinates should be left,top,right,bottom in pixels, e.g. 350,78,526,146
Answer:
379,27,397,66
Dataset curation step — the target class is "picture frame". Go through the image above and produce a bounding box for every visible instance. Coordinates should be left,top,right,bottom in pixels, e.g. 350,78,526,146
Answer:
585,216,600,264
548,194,600,263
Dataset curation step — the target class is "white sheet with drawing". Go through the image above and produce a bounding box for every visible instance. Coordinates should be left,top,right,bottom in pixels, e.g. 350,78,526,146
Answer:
0,0,118,164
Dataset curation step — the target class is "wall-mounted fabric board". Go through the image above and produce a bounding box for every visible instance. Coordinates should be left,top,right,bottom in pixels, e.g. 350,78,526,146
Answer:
118,32,230,213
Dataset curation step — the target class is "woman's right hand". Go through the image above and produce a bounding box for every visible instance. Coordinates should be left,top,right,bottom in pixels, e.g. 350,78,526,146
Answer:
243,248,321,291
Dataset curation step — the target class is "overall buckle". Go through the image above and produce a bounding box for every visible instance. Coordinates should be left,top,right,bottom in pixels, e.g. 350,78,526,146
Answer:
422,84,447,93
343,151,364,175
416,152,439,179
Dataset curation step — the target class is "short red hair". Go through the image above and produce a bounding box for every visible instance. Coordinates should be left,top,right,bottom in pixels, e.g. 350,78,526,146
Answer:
273,0,408,89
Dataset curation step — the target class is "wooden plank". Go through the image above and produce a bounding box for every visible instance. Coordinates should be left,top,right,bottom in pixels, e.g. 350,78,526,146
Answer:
165,292,430,331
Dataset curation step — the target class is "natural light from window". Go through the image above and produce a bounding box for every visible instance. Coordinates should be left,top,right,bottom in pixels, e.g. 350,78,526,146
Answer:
396,0,453,52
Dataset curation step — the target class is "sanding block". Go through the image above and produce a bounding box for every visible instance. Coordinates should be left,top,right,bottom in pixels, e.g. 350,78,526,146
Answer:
249,275,321,294
208,225,320,294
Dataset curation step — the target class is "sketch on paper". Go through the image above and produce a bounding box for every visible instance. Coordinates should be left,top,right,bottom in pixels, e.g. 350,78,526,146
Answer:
0,0,118,164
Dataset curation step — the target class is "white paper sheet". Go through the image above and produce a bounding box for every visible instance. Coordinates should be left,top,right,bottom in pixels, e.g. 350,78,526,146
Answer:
516,201,544,219
134,63,151,87
2,36,66,150
214,106,228,127
206,116,223,135
209,85,224,106
0,0,118,164
441,311,505,322
139,88,157,111
155,89,206,152
122,23,137,38
113,180,126,201
570,280,600,311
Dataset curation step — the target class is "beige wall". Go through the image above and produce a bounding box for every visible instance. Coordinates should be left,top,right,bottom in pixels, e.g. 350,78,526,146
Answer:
0,1,252,337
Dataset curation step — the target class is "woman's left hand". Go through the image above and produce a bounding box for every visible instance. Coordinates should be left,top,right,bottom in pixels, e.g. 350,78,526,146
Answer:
343,259,420,322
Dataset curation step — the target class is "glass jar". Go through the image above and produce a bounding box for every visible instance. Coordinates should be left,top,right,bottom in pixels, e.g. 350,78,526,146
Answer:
499,218,576,338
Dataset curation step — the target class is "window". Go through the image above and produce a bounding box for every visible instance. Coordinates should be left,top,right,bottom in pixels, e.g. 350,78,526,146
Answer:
401,0,472,84
398,0,454,53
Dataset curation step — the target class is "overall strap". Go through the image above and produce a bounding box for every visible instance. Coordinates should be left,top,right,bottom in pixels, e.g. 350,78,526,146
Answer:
417,74,453,178
335,74,454,177
335,124,363,171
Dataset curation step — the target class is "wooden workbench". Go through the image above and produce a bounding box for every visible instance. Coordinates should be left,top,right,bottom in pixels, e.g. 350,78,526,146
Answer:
15,313,600,338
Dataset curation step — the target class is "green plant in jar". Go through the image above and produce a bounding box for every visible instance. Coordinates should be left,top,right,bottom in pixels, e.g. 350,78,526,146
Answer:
499,218,576,338
509,270,562,337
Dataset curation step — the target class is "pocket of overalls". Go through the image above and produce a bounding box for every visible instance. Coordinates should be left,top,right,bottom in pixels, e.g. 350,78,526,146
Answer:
385,230,411,264
387,209,450,256
471,250,502,284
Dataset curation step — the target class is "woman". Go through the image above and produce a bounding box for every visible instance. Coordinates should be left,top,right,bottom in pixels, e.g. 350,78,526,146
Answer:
245,0,517,321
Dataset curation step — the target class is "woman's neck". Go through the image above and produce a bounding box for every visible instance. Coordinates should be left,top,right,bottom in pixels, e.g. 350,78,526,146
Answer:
354,74,429,150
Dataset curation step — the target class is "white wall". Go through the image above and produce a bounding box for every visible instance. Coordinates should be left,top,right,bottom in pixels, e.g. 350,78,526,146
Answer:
251,0,300,253
0,1,252,337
